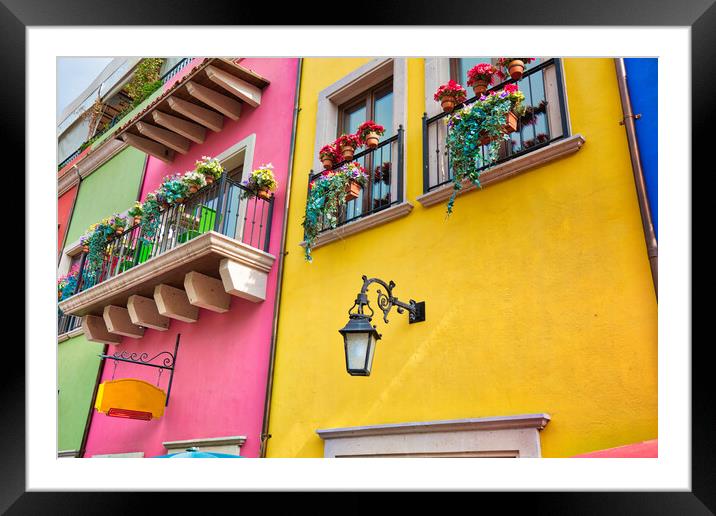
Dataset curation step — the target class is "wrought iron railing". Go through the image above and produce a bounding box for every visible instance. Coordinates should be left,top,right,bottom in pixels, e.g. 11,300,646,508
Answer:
57,58,193,170
67,175,273,298
422,58,569,193
307,126,404,234
58,311,82,335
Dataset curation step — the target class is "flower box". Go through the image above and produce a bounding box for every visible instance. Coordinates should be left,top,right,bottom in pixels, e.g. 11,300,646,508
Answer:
345,179,362,202
478,111,518,145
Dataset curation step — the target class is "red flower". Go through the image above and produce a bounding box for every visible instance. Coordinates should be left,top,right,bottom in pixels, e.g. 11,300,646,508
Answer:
466,63,497,87
434,80,467,102
504,83,519,93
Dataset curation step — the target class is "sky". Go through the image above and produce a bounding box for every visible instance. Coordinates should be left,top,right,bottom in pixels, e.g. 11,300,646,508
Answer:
57,57,113,122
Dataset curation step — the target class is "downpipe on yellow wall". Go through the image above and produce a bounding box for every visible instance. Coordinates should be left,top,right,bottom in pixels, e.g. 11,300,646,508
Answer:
614,58,658,298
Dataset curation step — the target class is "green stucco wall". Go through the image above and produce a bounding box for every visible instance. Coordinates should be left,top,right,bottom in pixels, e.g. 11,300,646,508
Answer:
64,147,146,246
58,335,105,453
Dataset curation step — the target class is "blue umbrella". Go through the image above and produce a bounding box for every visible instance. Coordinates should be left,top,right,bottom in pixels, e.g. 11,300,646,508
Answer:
154,447,244,458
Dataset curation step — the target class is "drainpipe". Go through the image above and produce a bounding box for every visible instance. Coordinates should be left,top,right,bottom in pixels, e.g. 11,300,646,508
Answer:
77,343,108,458
260,58,302,458
614,58,658,298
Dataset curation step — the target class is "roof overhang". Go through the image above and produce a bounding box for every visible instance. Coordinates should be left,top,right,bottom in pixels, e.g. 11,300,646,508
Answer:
111,58,270,163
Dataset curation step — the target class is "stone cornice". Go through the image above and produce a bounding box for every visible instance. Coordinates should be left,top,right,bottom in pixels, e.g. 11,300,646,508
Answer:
416,134,586,208
300,202,414,251
316,413,551,440
58,231,275,315
57,167,80,196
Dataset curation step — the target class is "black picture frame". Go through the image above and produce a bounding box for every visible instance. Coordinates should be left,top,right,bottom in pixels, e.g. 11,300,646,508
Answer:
8,0,708,511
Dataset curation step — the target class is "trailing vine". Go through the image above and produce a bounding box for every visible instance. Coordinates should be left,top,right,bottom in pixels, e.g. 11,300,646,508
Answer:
444,84,526,215
125,58,165,108
302,163,368,262
140,193,161,242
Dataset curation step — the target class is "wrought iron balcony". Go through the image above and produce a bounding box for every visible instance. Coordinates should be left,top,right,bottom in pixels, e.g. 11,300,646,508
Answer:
307,125,404,235
422,58,569,193
58,175,276,344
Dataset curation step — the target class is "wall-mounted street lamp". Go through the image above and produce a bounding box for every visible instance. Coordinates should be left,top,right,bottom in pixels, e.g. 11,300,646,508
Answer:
338,275,425,376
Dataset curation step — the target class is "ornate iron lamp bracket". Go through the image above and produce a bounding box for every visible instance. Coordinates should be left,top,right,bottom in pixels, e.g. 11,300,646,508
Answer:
348,275,426,324
98,333,181,406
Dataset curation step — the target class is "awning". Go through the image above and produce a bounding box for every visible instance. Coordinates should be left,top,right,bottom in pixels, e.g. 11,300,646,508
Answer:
573,439,658,458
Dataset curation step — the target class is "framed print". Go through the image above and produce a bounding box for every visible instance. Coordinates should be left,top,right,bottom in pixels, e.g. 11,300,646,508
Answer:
6,0,710,511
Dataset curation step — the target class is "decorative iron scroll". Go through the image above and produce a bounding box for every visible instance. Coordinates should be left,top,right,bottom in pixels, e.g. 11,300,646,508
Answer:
348,275,425,324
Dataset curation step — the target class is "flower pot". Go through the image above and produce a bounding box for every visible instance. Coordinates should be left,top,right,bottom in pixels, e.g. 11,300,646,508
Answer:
258,188,272,201
345,179,361,202
133,216,142,226
82,245,89,253
205,175,214,185
175,197,184,204
508,59,525,80
188,185,198,194
478,111,519,145
472,79,489,96
365,132,380,149
161,202,170,210
440,95,457,113
115,227,124,235
341,145,355,161
322,158,334,170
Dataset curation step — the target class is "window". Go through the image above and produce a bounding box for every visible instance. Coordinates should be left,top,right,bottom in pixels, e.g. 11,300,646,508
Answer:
423,58,570,193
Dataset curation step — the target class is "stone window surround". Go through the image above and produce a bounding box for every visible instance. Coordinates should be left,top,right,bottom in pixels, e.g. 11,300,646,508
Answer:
316,413,550,458
162,435,247,456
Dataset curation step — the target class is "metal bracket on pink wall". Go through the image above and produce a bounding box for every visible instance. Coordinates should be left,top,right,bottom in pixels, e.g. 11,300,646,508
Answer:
98,333,181,406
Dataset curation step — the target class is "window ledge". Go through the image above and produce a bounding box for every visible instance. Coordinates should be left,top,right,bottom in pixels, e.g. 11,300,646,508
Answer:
58,326,84,342
300,202,413,251
416,134,586,208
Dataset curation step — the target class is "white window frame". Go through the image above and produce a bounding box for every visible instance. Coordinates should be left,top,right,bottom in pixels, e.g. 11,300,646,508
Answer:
316,414,550,458
91,451,145,458
162,435,247,456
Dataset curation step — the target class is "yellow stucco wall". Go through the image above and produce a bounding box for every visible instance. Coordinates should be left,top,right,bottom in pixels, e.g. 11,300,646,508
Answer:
267,58,657,458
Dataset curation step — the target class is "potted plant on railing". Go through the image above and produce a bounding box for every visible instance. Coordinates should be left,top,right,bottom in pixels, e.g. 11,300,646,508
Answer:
319,144,341,170
80,235,89,253
434,80,467,113
128,202,143,226
339,161,368,201
241,163,278,200
140,193,161,241
195,156,224,185
158,174,189,205
335,133,362,161
182,170,207,194
495,58,536,81
466,63,498,96
84,220,114,281
443,84,526,215
302,163,369,262
109,214,127,235
356,120,385,149
58,263,81,301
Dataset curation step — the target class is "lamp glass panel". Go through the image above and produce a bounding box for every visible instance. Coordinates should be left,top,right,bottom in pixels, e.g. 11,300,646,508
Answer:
345,332,375,372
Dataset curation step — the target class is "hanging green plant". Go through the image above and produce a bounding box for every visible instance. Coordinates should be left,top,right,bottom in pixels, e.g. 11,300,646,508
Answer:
302,162,368,262
444,84,526,215
83,220,114,282
140,193,161,242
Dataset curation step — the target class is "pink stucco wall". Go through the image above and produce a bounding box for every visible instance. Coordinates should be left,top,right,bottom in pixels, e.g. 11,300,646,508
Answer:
83,58,299,458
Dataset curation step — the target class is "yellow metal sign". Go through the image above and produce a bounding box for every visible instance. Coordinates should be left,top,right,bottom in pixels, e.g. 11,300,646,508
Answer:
95,379,166,420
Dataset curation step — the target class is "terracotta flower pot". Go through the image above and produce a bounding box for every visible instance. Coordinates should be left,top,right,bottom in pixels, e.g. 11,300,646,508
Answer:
134,216,142,225
82,245,89,253
258,188,272,201
341,145,355,160
115,227,124,235
205,175,214,185
365,132,380,149
189,185,198,194
508,59,525,80
161,202,170,210
440,95,457,113
472,79,489,96
478,111,519,145
345,179,361,202
322,158,334,170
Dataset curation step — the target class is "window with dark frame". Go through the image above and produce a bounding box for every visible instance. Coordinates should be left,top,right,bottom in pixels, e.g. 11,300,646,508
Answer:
449,58,552,156
336,78,395,222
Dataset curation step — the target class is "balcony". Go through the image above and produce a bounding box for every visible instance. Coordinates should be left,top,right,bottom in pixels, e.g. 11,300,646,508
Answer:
303,126,411,249
58,176,275,344
420,59,584,205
